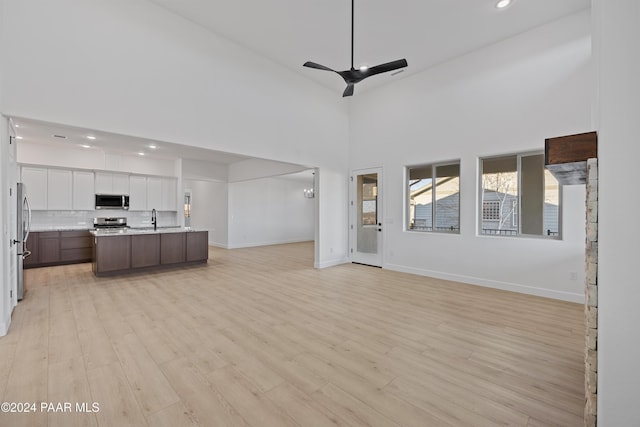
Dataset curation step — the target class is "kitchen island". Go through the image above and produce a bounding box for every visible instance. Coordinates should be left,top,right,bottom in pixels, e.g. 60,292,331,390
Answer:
91,227,208,276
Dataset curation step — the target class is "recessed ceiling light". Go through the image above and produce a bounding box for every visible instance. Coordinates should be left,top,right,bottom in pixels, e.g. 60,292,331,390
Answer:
80,144,91,148
148,144,157,149
14,124,20,128
86,135,96,140
496,0,512,9
138,152,145,156
16,136,23,140
359,65,368,71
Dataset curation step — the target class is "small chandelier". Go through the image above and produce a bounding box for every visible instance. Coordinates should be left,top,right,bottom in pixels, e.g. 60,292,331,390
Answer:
303,172,315,198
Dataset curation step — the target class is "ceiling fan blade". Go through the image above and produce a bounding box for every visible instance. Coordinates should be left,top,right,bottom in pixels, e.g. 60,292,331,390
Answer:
303,61,336,72
365,59,408,77
343,84,354,97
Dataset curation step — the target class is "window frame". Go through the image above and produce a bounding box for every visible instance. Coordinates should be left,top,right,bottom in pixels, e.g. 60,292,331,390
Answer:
406,160,461,234
478,151,562,239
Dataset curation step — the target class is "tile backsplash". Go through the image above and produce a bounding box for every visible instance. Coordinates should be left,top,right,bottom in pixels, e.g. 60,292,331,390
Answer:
31,210,179,229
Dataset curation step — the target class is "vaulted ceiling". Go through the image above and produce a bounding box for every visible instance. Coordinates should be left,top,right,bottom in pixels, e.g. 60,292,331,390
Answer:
147,0,590,94
12,0,591,161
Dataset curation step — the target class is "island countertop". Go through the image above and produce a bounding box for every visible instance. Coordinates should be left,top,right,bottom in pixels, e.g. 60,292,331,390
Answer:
90,226,201,237
30,225,94,232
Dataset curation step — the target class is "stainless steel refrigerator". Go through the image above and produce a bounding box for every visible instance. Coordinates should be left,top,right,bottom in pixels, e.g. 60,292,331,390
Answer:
16,182,31,301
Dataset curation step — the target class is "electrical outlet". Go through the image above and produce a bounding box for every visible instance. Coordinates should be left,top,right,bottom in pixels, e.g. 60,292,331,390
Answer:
569,272,578,280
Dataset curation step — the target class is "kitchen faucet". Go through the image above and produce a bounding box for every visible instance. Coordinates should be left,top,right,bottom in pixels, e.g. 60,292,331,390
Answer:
151,208,157,231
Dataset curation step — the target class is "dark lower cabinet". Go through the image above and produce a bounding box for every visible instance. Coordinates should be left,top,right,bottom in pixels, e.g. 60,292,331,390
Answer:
93,231,208,276
60,231,93,263
131,234,161,268
26,230,208,273
161,233,186,265
25,230,93,268
186,231,208,262
39,232,61,264
23,232,39,267
93,235,131,274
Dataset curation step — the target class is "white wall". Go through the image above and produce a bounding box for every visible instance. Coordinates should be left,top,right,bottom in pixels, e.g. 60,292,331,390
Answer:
593,1,640,424
228,172,315,249
0,0,350,269
315,168,348,268
349,11,592,302
183,178,228,247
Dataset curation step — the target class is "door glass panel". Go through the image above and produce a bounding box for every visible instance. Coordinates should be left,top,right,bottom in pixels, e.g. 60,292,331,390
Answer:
357,173,378,254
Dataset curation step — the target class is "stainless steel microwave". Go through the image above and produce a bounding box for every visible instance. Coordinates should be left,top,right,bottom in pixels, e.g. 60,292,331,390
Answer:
95,194,129,210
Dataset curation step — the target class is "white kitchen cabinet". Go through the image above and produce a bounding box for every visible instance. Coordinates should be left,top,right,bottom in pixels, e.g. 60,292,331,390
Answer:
129,175,147,211
113,173,129,194
146,177,162,210
161,178,177,211
73,171,95,210
94,172,112,194
21,167,48,210
47,169,73,210
95,172,130,194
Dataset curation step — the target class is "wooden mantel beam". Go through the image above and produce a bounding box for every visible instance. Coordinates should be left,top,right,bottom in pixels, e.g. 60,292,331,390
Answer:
545,131,598,185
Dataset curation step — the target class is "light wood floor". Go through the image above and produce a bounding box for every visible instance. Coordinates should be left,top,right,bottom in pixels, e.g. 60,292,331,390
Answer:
0,242,584,426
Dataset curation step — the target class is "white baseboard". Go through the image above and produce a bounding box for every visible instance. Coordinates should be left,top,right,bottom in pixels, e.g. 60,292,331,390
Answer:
0,311,11,337
227,238,313,250
315,257,349,269
208,241,229,249
384,263,584,303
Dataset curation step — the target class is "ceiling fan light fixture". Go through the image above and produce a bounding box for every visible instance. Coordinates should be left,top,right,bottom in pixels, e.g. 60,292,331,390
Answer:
496,0,512,9
359,65,368,71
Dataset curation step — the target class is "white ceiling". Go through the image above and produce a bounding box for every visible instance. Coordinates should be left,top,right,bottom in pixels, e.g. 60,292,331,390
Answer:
12,117,251,164
12,0,590,163
147,0,590,95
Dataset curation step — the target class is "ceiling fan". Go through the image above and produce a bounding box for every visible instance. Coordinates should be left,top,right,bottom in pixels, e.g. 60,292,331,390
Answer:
303,0,408,97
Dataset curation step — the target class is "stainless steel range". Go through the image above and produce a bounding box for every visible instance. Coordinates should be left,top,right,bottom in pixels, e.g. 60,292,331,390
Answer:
93,217,128,230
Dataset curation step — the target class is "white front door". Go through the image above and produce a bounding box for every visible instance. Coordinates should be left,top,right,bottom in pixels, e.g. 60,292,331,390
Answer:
350,168,383,267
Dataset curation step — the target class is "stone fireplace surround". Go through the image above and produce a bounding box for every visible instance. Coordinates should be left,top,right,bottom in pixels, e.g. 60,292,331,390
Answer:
585,158,598,426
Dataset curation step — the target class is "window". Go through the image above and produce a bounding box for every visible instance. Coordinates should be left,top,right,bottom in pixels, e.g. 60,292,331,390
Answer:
482,201,501,221
480,153,560,238
407,162,460,233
